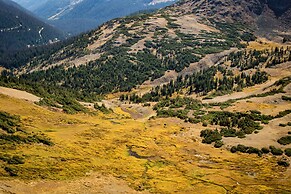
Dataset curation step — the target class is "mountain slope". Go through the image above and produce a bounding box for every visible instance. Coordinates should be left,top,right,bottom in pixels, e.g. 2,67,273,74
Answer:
0,87,290,193
0,0,64,54
177,0,291,39
6,0,287,98
0,1,290,192
13,0,177,34
8,0,48,11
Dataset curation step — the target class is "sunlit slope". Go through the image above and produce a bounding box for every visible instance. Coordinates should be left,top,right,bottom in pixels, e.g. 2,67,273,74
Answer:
0,94,290,193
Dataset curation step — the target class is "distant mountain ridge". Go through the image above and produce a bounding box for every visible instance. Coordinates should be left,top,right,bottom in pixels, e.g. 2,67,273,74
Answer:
13,0,177,34
3,0,291,97
0,0,64,53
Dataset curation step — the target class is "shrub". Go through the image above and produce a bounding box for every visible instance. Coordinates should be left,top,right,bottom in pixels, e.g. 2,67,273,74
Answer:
94,103,112,114
143,103,150,107
230,146,237,153
277,160,290,167
261,147,270,154
34,135,54,146
282,95,291,101
188,118,200,124
200,129,222,144
247,147,262,156
4,166,18,176
7,156,25,165
214,140,224,148
275,110,291,119
202,121,208,127
270,146,283,155
236,131,246,138
285,148,291,157
261,120,269,124
220,128,236,137
230,145,262,156
0,112,21,134
236,144,248,153
277,136,291,145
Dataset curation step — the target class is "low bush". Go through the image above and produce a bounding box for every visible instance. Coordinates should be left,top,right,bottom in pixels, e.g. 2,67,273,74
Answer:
270,146,283,155
277,160,290,167
277,136,291,145
187,117,200,124
285,148,291,157
0,112,21,134
220,128,236,137
200,129,222,144
230,146,237,153
231,144,262,156
235,131,246,138
261,147,270,154
4,166,18,176
282,95,291,101
202,121,208,127
94,104,112,114
7,156,25,165
214,140,224,148
246,147,262,156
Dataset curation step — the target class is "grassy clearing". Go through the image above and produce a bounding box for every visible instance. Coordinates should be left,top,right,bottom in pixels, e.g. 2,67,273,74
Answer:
0,94,290,193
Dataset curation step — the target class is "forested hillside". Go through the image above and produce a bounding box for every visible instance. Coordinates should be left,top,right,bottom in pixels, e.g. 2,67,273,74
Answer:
0,0,64,67
0,0,289,110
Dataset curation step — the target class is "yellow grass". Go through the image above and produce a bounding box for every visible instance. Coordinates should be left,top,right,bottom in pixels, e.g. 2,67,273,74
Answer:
248,38,291,50
0,93,290,193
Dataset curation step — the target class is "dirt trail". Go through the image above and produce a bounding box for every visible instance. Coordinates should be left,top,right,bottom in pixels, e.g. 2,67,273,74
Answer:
0,173,147,194
0,87,40,102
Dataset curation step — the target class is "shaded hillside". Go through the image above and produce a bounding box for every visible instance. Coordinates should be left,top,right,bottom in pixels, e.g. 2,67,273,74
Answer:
13,0,177,34
0,0,64,58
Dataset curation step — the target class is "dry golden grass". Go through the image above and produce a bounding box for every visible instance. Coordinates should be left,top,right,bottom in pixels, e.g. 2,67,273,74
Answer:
0,93,290,193
247,38,291,50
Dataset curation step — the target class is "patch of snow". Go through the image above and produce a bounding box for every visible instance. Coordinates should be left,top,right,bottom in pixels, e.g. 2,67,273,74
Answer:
39,27,44,39
48,0,85,20
148,0,175,6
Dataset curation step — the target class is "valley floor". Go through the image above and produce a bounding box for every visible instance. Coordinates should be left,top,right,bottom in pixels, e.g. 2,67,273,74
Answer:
0,87,291,193
0,40,291,194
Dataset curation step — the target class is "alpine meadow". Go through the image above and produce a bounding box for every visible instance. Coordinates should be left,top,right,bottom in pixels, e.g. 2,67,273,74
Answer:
0,0,291,193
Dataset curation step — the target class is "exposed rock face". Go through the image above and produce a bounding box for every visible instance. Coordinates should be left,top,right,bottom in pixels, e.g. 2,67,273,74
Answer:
174,0,291,39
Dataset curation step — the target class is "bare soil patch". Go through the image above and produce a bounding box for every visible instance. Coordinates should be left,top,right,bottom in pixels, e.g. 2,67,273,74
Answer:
223,114,291,149
203,79,276,104
101,99,156,120
175,14,218,34
0,87,40,102
0,173,147,194
88,24,120,51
